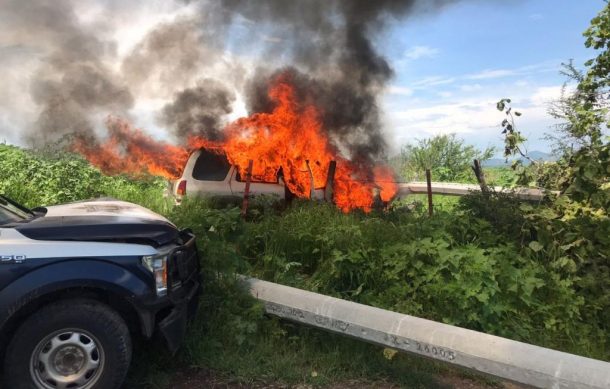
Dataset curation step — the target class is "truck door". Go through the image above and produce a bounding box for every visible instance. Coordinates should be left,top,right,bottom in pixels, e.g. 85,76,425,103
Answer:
229,168,286,199
188,150,234,197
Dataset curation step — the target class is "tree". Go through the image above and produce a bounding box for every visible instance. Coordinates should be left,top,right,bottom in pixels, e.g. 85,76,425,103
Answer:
533,5,610,208
559,7,610,209
399,134,494,182
490,3,610,337
496,2,610,204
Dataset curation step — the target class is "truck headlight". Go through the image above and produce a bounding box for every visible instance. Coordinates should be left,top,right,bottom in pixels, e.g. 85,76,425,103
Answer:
142,254,168,296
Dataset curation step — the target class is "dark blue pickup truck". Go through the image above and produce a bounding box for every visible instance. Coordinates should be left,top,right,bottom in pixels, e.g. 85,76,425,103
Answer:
0,195,201,389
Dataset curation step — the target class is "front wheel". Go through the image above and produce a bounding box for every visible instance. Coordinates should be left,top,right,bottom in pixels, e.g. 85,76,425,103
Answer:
3,299,132,389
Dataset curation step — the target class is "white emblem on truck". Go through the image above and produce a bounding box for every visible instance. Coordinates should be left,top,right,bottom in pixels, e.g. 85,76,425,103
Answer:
0,255,26,264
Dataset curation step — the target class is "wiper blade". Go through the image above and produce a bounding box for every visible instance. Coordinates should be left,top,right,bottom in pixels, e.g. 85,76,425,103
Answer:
0,194,35,216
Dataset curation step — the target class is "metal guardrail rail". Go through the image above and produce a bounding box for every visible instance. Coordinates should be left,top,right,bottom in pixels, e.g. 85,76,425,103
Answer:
243,277,610,389
397,182,550,201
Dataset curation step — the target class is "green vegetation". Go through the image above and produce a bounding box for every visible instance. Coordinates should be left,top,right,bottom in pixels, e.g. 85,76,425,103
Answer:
0,144,173,214
397,134,494,182
1,139,608,388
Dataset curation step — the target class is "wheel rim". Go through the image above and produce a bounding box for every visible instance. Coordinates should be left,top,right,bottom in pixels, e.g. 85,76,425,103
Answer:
30,329,105,389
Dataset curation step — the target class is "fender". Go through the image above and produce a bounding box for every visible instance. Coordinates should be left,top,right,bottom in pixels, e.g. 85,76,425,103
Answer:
0,258,158,337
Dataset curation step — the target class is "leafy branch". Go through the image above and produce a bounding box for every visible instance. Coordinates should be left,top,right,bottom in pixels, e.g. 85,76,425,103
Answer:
496,98,536,166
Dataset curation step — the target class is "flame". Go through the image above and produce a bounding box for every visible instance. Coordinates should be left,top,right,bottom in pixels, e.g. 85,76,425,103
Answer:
73,118,189,179
74,73,397,211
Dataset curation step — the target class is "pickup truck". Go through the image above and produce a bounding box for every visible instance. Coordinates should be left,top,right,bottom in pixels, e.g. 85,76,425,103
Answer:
0,195,201,389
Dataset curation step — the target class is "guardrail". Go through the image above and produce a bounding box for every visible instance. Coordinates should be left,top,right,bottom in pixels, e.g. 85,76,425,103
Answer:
243,277,610,389
397,182,550,201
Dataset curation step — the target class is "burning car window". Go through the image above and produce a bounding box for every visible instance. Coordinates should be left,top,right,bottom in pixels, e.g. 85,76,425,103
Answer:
192,150,231,181
235,169,279,184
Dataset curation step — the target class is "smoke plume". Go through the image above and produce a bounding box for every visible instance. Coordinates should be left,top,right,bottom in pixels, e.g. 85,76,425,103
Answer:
1,0,459,160
196,0,458,163
2,0,133,147
160,79,235,141
121,17,236,98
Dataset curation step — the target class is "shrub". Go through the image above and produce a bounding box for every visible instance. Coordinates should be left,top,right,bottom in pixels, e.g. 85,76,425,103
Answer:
398,134,494,182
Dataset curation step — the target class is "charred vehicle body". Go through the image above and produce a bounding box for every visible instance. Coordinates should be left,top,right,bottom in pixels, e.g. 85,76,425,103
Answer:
0,196,200,389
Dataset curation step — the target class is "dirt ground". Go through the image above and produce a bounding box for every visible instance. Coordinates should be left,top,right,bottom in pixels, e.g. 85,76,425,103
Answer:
167,367,527,389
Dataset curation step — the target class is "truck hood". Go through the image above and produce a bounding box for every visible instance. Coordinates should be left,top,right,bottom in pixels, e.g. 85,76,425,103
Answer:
42,200,172,222
15,199,179,246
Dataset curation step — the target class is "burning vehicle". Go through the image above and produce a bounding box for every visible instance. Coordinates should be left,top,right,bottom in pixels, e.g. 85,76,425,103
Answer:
173,148,326,204
0,195,200,389
74,76,399,212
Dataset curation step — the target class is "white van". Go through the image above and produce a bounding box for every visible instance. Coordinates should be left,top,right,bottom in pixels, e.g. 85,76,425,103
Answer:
173,149,295,203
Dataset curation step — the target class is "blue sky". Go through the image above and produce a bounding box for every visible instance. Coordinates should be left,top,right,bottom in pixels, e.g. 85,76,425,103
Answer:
379,0,604,155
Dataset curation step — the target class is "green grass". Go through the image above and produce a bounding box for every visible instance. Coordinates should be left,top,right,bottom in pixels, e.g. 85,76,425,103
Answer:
127,308,488,389
396,194,461,212
481,167,516,186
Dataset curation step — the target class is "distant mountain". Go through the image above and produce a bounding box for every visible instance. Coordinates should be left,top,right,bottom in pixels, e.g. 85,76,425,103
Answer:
483,151,557,167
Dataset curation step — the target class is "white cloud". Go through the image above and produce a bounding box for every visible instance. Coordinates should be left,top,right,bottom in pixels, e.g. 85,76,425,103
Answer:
466,69,517,80
437,91,453,98
384,84,569,154
394,62,561,100
411,76,455,87
529,85,572,106
383,61,571,153
389,100,499,134
460,83,482,92
388,85,414,96
465,62,560,81
403,45,439,60
529,13,544,21
515,80,529,87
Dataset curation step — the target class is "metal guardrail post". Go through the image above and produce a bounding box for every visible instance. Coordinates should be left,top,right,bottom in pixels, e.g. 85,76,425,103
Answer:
324,160,336,203
243,277,610,389
425,169,433,216
241,160,253,218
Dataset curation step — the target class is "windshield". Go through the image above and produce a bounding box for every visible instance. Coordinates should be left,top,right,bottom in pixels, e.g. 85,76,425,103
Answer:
0,196,32,225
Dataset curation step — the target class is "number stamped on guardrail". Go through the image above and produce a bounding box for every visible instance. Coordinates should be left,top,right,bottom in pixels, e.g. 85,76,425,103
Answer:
264,302,457,361
415,341,456,361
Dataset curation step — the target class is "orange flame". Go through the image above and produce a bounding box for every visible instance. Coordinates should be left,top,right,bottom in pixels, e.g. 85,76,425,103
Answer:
74,73,397,211
73,118,189,179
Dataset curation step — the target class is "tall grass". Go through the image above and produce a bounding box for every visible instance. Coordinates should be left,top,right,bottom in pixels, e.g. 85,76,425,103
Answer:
0,144,172,212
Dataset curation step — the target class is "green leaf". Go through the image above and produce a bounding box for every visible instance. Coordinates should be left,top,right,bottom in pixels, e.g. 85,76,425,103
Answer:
528,241,544,252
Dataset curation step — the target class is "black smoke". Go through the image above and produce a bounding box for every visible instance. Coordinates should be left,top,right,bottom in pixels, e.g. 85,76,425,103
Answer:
121,17,229,96
2,0,460,156
160,79,235,141
3,0,134,147
199,0,458,163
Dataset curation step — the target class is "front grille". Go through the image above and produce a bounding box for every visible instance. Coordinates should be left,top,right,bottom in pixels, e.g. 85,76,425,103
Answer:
171,247,198,281
167,230,200,297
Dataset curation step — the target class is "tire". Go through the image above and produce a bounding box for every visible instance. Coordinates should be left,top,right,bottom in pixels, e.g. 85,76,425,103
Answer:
2,299,132,389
